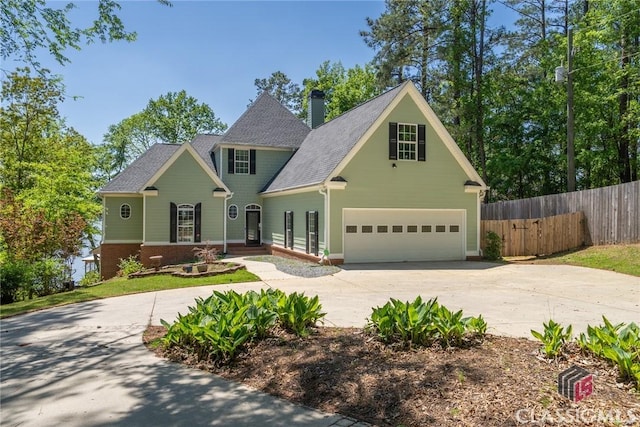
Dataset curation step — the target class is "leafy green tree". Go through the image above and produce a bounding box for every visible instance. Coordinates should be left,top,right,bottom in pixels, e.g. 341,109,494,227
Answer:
361,0,447,100
144,90,227,144
0,68,64,191
100,90,227,177
575,0,640,184
253,71,302,114
0,68,101,263
301,61,381,121
1,0,171,73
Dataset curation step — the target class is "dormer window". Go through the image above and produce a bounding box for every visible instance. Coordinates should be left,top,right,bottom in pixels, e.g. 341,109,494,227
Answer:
227,148,256,175
235,149,250,174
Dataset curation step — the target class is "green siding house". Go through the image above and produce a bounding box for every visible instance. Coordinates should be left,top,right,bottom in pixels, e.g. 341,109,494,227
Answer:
98,82,487,279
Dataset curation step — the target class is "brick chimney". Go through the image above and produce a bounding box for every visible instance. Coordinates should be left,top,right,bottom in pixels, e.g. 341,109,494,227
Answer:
307,90,325,129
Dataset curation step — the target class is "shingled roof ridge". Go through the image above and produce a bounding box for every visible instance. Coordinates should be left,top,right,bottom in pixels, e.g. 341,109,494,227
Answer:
312,81,410,130
221,91,271,138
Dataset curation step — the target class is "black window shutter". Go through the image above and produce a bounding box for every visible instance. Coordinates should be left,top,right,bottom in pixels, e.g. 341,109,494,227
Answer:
289,211,294,249
228,148,235,174
249,149,256,175
284,211,294,249
313,211,319,256
170,202,177,243
389,122,398,160
418,124,426,161
284,212,288,248
305,211,310,254
194,203,202,243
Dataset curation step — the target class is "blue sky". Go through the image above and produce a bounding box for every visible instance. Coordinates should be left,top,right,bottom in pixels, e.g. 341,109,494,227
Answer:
22,1,513,146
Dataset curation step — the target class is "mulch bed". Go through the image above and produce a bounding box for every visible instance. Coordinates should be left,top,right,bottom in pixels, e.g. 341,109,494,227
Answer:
143,326,640,426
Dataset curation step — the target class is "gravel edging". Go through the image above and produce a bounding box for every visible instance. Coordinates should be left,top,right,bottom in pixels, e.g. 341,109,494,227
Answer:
245,255,341,278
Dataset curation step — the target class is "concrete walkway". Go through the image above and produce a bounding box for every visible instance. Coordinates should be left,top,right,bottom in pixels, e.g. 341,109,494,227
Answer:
1,260,638,426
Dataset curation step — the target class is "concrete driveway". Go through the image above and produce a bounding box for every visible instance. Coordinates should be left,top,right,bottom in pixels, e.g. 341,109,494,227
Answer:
1,260,638,426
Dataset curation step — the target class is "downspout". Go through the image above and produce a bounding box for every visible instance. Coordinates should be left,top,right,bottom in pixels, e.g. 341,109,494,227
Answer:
223,192,233,254
142,194,146,243
318,187,329,256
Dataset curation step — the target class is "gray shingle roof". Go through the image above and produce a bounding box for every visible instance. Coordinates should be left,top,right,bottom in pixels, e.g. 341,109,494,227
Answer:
191,134,222,172
220,91,310,148
262,82,408,193
100,144,180,193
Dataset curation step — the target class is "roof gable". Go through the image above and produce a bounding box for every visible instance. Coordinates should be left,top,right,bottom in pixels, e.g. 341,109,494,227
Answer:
261,82,407,193
142,142,229,192
99,137,228,195
99,144,180,194
220,91,310,149
262,82,486,194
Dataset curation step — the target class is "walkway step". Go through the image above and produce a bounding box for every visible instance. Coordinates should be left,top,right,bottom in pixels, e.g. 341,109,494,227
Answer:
227,246,269,256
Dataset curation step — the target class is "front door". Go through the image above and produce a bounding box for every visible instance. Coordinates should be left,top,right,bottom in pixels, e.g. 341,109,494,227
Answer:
246,210,261,246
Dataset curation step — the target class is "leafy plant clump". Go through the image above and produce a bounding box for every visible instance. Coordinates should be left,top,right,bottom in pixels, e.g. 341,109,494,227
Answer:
578,317,640,390
78,270,101,287
530,319,573,358
117,255,145,277
484,231,502,261
160,289,326,365
530,316,639,391
192,242,220,263
365,296,487,349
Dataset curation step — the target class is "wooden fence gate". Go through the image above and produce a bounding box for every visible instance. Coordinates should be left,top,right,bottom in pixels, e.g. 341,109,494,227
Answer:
480,212,585,257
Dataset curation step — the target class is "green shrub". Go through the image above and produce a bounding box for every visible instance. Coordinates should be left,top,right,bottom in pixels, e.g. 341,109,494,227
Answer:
118,255,144,277
275,292,326,337
484,231,502,261
31,258,68,297
0,260,32,304
531,319,573,358
160,289,324,364
578,317,639,389
78,270,101,287
366,296,486,348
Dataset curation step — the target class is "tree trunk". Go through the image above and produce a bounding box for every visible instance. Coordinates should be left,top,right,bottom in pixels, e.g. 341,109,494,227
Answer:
617,34,631,183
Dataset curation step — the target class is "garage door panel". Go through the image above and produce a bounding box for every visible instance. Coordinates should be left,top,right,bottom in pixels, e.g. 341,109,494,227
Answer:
343,209,465,263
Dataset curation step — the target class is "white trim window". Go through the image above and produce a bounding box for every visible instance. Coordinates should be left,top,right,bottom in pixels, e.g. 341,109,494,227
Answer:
228,204,238,220
235,149,250,174
398,123,417,160
120,204,131,220
177,204,194,242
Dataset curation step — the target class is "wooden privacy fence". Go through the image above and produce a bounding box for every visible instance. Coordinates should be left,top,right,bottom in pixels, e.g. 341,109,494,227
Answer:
481,212,585,257
481,181,640,245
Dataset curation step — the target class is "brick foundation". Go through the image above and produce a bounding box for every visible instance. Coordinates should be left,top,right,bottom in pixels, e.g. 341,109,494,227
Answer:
267,244,344,265
139,244,224,268
100,243,142,280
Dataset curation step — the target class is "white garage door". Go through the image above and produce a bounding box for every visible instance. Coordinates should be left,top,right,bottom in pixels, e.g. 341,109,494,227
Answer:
343,209,465,263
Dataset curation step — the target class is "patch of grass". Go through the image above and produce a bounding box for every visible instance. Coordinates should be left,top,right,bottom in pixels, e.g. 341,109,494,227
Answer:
508,244,640,277
245,255,341,278
0,269,260,318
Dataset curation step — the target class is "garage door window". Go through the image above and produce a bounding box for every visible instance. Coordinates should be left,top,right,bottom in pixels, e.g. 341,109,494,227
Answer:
422,225,432,232
450,225,460,232
362,225,373,233
392,225,403,233
436,225,446,232
407,225,418,233
346,225,357,233
377,225,388,233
